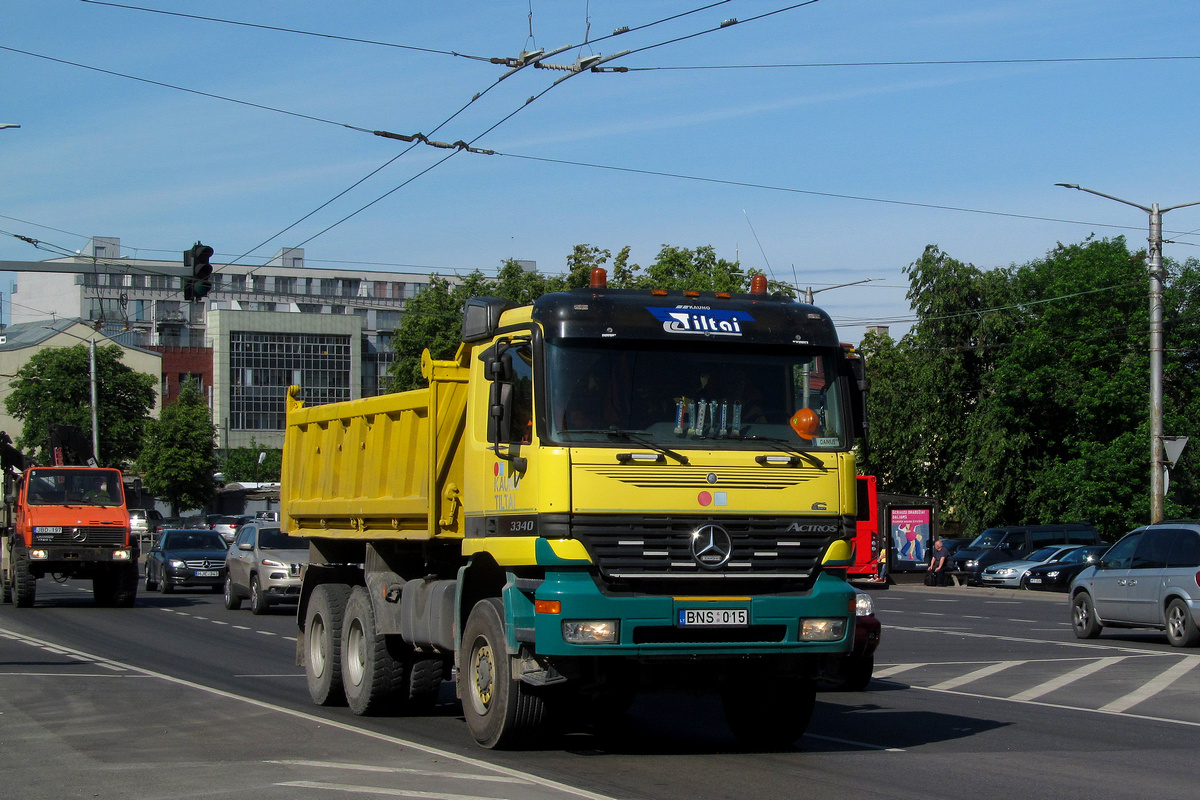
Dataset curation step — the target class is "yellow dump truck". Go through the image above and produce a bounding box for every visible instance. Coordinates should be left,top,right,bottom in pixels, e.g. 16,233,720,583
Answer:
283,272,867,749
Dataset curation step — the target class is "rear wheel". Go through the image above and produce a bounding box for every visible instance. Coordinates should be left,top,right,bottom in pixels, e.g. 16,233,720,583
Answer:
341,586,406,715
1165,598,1200,647
404,656,447,712
1072,592,1102,639
460,597,547,749
305,584,351,706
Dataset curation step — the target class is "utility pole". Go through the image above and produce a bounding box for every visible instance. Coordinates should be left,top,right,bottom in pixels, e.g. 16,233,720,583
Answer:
1056,183,1200,522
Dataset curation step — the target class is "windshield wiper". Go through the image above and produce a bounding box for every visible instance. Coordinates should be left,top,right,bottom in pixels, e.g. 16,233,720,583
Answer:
742,435,826,470
567,428,690,465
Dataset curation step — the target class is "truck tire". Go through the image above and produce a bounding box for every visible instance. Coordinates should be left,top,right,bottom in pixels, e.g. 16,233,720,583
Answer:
114,563,138,607
341,586,406,715
2,566,10,604
721,674,815,749
93,570,117,607
404,656,446,712
12,558,35,608
305,583,351,706
460,597,547,749
223,576,242,610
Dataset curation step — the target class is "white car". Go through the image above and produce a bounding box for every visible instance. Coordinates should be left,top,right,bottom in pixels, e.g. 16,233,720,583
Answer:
981,545,1081,588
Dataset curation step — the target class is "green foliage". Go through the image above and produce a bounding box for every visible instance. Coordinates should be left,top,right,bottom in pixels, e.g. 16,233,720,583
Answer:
219,439,281,483
861,237,1200,539
138,381,218,515
4,341,156,467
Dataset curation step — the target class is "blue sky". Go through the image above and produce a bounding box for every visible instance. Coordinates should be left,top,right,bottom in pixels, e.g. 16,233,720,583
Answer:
3,0,1200,343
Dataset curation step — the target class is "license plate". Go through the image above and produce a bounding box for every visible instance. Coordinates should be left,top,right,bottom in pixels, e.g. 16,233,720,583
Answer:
1028,578,1042,584
678,609,748,627
195,570,219,578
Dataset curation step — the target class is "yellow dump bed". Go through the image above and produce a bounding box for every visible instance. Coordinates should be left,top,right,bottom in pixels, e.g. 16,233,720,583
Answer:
281,353,468,541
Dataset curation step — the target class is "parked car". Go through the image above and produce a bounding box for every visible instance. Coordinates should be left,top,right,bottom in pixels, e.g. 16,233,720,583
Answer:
952,522,1102,585
224,521,308,614
822,588,881,691
980,544,1082,589
1024,545,1108,592
144,529,228,594
128,508,162,537
209,514,255,545
1072,521,1200,647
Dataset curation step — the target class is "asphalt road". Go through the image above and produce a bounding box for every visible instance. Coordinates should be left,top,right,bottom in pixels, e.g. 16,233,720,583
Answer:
3,578,1199,800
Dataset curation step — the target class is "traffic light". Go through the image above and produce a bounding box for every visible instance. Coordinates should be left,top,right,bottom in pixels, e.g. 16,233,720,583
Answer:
183,241,214,301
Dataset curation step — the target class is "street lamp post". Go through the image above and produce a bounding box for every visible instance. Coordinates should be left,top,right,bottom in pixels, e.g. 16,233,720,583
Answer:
1056,183,1200,522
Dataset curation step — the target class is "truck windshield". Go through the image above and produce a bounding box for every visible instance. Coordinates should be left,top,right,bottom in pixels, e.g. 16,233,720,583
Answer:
544,341,848,449
26,468,124,507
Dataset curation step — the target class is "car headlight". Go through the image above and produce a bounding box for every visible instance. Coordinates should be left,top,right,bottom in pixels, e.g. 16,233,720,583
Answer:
997,568,1015,576
168,559,186,569
1045,570,1060,578
855,592,875,617
261,558,286,567
967,560,978,568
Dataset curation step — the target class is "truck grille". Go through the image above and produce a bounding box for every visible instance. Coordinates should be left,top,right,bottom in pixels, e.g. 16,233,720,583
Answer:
31,527,128,547
571,514,844,588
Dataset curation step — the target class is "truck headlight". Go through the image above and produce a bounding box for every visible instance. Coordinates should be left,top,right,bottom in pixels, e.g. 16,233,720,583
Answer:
562,620,618,644
30,549,49,560
800,618,846,641
112,550,131,561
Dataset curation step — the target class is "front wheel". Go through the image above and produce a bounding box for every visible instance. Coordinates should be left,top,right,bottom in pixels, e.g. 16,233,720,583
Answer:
223,576,242,610
1072,592,1102,639
249,575,270,615
1165,598,1200,647
12,558,35,608
460,597,547,749
305,584,351,706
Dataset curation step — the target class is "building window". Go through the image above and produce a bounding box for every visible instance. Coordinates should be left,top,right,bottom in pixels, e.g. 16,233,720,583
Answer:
228,331,352,431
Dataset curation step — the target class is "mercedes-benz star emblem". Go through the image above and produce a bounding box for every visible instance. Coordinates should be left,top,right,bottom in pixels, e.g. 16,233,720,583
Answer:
690,524,733,569
71,528,87,543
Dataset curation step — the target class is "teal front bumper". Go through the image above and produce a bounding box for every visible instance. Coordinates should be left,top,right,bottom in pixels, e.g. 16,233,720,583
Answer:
506,570,856,657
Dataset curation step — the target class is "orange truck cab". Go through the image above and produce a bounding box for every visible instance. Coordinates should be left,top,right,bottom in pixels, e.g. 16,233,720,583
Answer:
2,465,138,607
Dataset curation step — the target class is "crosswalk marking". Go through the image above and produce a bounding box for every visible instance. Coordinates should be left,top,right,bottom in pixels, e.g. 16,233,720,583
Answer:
929,660,1026,691
1099,656,1200,713
1009,656,1126,701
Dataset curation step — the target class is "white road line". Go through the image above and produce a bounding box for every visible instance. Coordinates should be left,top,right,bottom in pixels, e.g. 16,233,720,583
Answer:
872,663,926,679
278,781,507,800
804,733,905,752
930,660,1025,691
1009,657,1126,701
0,624,623,800
266,760,529,784
1100,656,1200,713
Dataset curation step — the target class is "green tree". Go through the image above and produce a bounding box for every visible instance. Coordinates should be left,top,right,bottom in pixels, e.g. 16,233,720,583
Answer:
219,439,282,483
861,237,1200,538
139,381,218,515
4,342,156,467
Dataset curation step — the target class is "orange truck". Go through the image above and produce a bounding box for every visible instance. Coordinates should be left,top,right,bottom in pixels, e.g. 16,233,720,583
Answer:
1,465,139,607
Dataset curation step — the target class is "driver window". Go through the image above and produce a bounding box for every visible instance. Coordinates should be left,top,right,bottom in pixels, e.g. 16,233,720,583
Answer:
1102,533,1141,569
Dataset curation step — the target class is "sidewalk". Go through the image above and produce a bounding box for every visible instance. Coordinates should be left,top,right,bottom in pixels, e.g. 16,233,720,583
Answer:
879,573,1067,601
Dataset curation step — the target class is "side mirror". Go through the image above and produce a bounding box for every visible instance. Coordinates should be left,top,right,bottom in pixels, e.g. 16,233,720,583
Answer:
238,542,253,551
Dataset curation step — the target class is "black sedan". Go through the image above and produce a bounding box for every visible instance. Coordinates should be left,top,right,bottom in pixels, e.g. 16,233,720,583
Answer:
144,529,228,594
821,589,881,691
1023,544,1108,592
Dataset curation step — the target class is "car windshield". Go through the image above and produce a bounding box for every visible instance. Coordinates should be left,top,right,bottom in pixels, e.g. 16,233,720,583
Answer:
1058,547,1098,564
260,529,304,549
26,468,124,507
163,532,226,551
1027,546,1068,562
544,340,849,450
968,529,1006,549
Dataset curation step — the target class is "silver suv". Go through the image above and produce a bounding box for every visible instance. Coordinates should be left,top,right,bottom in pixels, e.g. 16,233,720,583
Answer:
223,522,308,614
1071,521,1200,647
